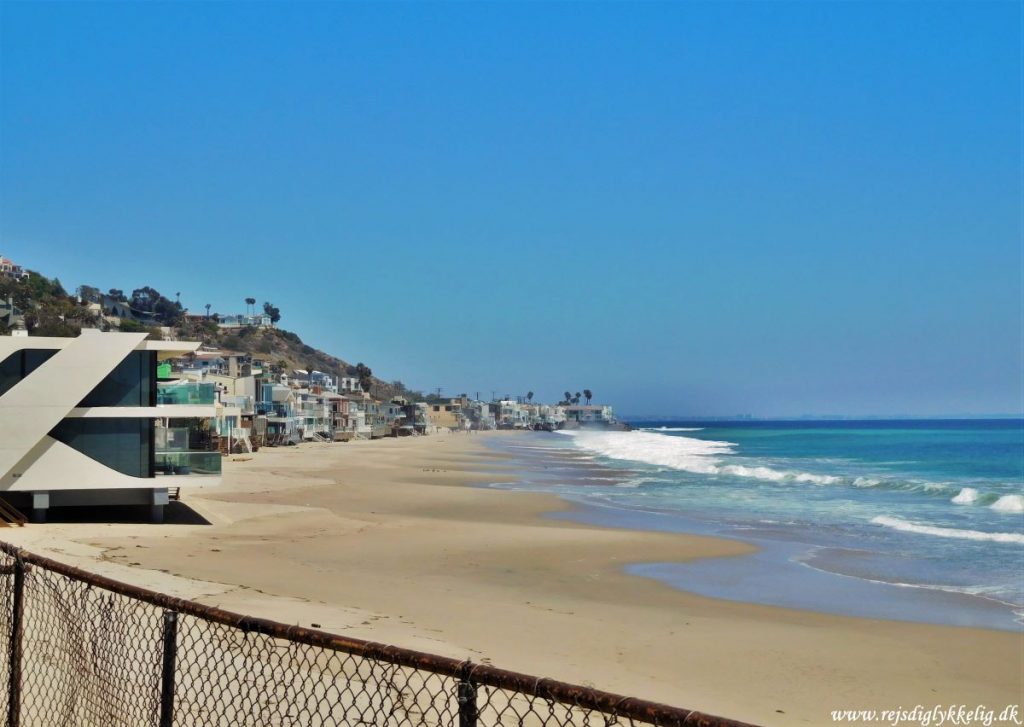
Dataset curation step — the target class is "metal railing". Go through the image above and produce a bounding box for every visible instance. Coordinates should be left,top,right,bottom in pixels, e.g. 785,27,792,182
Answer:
0,541,760,727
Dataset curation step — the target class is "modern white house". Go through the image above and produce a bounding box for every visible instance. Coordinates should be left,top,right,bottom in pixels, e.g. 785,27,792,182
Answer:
562,404,617,427
0,331,219,523
217,313,272,329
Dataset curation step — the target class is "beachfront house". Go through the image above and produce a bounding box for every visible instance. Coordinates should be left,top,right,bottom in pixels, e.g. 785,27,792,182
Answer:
342,393,370,438
171,358,261,452
337,376,363,394
465,400,496,430
494,400,531,429
294,389,333,440
562,404,616,426
534,404,567,431
425,398,465,431
256,382,302,445
0,331,220,523
293,369,337,393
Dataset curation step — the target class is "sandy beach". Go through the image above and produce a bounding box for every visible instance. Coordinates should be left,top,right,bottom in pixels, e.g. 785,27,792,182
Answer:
2,432,1021,727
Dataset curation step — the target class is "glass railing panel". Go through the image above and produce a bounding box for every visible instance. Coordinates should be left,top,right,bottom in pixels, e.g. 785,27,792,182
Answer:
154,451,222,475
156,383,216,406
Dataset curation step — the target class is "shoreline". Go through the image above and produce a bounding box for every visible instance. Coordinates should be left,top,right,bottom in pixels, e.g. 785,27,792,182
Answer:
495,428,1024,631
2,432,1021,726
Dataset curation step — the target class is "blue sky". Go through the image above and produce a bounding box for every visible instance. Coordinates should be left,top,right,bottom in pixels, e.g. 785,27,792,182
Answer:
1,1,1020,417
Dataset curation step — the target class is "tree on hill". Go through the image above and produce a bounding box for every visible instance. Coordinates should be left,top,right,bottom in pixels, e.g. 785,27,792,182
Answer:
117,319,163,340
78,285,101,303
130,287,183,325
24,309,79,337
263,301,281,324
107,288,127,303
354,363,373,394
0,271,68,312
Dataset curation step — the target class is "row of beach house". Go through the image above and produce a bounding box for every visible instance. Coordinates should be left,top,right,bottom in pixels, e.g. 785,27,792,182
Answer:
168,347,617,450
0,326,617,524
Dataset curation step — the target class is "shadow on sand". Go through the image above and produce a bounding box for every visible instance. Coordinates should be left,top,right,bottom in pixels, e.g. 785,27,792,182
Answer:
1,500,211,526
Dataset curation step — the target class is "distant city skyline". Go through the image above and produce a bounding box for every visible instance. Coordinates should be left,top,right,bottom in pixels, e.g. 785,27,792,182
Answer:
2,1,1020,417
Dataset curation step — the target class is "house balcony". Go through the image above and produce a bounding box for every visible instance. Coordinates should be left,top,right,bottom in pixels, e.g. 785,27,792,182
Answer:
157,382,216,405
154,451,222,476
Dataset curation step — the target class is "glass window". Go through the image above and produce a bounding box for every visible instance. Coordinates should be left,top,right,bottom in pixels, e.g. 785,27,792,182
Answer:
49,418,152,478
78,351,155,407
0,349,58,398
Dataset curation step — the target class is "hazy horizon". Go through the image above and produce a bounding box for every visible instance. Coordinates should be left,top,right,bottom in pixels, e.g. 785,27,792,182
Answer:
2,2,1020,417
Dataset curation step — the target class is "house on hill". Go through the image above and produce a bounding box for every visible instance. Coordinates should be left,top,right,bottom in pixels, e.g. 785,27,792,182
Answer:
0,256,29,281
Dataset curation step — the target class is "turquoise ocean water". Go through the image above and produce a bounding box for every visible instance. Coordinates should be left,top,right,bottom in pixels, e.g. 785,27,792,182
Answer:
488,419,1024,630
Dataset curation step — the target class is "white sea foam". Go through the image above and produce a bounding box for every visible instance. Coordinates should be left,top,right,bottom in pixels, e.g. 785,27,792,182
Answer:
640,427,705,432
951,487,979,505
719,464,841,485
991,495,1024,514
871,515,1024,544
559,430,840,485
853,477,882,488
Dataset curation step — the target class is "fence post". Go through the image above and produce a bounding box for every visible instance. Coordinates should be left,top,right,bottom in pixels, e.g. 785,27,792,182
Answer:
457,666,478,727
159,610,178,727
7,557,24,727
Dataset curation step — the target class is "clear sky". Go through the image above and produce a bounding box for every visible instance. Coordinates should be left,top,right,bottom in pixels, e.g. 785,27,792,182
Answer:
1,1,1020,417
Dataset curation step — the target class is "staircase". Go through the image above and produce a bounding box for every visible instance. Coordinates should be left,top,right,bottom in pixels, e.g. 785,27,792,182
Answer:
0,498,27,527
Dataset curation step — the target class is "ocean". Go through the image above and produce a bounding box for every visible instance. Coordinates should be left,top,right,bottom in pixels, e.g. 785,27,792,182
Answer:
487,419,1024,631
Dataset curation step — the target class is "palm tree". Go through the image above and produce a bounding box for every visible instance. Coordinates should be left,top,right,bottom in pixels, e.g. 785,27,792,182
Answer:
563,391,572,405
204,303,211,319
245,297,256,315
526,391,534,402
574,392,582,405
584,389,593,405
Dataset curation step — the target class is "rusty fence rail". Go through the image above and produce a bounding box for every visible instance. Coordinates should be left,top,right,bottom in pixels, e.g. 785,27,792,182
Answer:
0,541,758,727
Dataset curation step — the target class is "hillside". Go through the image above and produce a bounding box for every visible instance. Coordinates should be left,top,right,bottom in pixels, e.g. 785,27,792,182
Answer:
0,269,422,401
174,318,421,401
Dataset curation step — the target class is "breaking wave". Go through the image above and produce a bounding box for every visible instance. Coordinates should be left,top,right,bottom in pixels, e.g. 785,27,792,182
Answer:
556,430,1022,508
949,489,1023,512
558,430,839,485
951,487,979,505
871,516,1024,544
640,427,705,432
991,495,1024,514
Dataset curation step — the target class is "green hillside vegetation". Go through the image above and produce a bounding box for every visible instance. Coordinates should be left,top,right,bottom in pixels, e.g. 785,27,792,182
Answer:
1,270,422,401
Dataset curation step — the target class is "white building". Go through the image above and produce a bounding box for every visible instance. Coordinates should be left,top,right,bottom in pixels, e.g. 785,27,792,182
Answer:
0,331,219,522
562,405,616,426
217,313,273,329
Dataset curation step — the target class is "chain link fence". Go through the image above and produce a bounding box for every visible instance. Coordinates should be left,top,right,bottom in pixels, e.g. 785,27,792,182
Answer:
0,542,758,727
